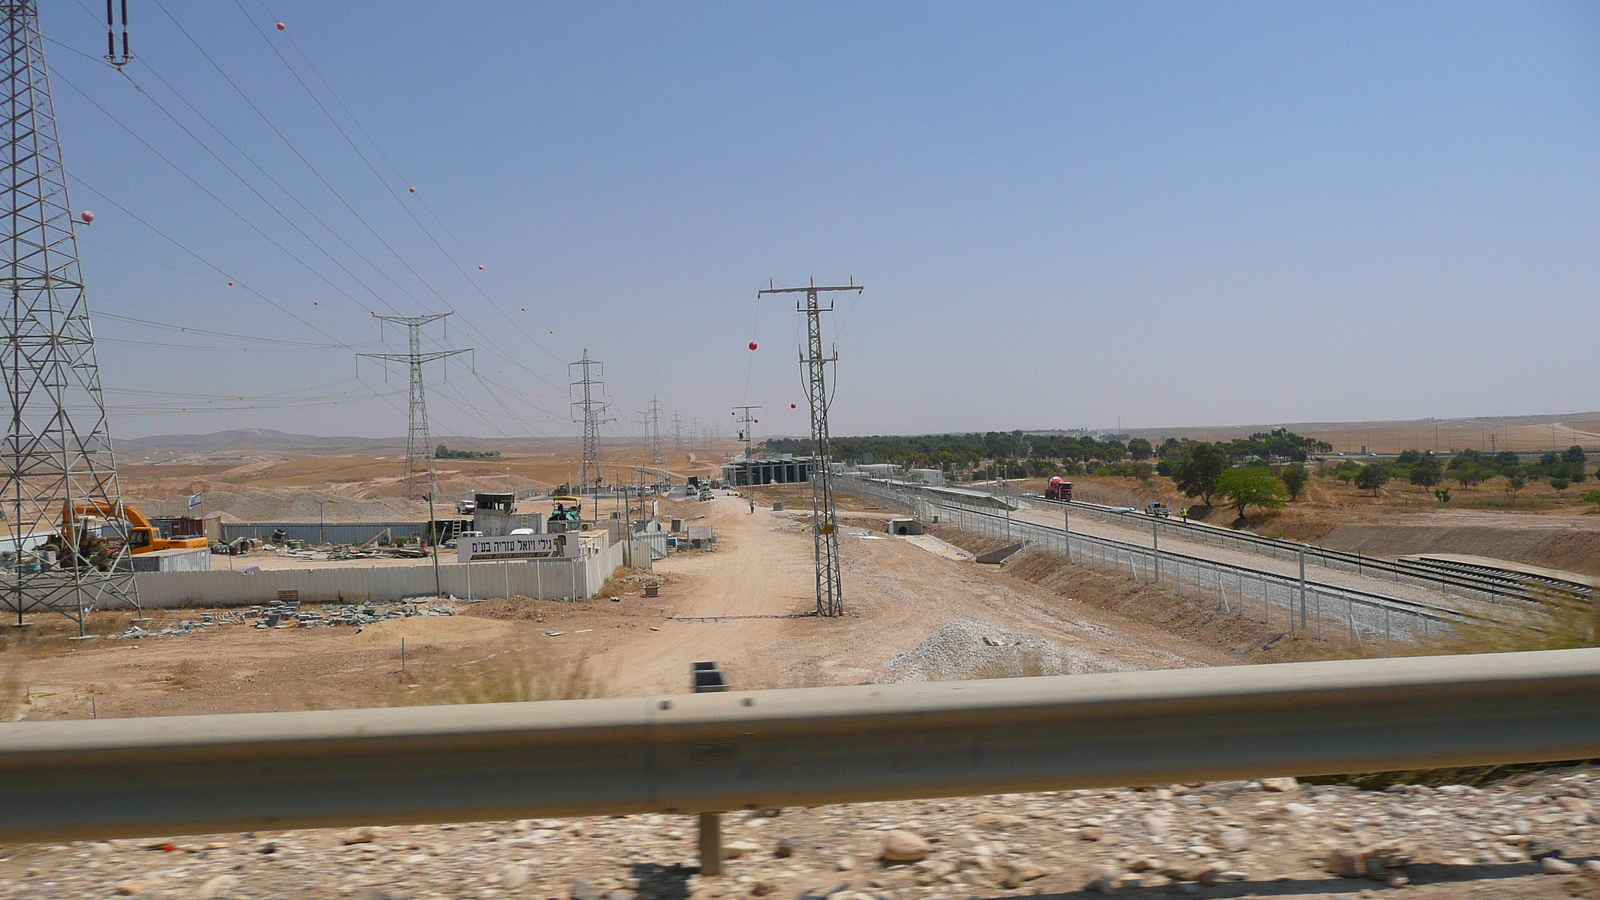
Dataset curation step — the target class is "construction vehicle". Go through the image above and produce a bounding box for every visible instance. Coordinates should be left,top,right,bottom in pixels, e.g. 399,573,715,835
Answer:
42,501,207,570
60,502,208,553
1144,503,1171,517
550,496,582,523
1045,477,1074,501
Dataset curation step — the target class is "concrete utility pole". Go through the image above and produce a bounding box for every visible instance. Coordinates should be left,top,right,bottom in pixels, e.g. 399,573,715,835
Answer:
758,278,863,618
568,350,612,498
732,406,762,459
358,313,470,499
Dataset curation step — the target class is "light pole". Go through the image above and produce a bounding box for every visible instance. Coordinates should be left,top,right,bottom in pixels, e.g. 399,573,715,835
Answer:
317,500,338,546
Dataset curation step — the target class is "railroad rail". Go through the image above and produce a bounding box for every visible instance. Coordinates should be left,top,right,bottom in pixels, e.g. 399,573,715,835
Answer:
4,649,1599,844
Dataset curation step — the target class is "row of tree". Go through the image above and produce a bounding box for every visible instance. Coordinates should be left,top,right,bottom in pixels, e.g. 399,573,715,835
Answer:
761,428,1332,478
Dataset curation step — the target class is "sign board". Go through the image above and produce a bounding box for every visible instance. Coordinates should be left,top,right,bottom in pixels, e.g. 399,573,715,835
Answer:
686,525,714,541
457,533,577,563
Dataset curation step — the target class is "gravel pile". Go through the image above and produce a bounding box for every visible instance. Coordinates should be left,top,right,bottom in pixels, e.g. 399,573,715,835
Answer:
884,619,1076,681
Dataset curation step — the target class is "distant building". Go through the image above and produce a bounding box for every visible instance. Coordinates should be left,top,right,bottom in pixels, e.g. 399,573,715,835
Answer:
723,455,814,486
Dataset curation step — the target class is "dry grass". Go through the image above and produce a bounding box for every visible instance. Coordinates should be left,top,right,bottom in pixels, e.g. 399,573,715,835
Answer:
0,646,23,721
166,659,201,692
399,649,606,706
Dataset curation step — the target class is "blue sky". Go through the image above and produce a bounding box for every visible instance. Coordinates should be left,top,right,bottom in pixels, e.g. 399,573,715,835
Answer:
40,1,1600,439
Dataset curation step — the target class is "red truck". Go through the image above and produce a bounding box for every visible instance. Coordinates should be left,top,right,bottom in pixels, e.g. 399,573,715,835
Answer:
1045,477,1073,501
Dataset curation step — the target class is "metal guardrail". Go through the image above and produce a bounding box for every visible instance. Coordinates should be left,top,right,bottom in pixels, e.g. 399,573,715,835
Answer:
838,477,1463,642
4,649,1600,843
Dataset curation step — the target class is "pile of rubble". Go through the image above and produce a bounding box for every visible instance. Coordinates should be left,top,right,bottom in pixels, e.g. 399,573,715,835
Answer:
108,598,456,639
250,598,454,629
109,611,249,640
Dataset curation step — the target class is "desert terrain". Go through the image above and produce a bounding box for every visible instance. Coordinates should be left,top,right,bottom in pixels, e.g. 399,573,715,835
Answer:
3,427,1599,899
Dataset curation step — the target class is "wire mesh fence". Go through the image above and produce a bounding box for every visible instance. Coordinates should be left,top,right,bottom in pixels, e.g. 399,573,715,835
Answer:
838,477,1460,644
1023,494,1535,607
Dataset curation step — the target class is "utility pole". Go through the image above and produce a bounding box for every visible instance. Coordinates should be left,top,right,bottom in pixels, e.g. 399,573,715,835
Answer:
758,278,863,617
732,406,762,459
569,350,611,498
690,417,703,452
357,313,470,499
672,412,683,453
423,492,442,599
1,2,141,633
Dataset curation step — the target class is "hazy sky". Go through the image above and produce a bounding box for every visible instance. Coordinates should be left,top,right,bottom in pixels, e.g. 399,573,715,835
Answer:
41,1,1600,440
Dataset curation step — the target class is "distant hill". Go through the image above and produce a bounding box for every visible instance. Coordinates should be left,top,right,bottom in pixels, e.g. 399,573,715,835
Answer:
119,429,390,453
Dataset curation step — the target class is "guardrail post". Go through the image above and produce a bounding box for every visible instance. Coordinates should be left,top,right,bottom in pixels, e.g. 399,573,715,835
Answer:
699,812,723,876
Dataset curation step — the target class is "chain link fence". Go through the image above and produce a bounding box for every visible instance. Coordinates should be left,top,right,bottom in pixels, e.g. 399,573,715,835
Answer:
838,477,1461,644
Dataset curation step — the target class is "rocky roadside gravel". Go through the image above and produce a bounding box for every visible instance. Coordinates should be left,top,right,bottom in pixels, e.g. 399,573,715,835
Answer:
3,771,1600,899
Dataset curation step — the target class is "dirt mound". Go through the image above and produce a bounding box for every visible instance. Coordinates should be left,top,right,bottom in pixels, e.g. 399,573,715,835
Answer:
883,618,1078,681
1314,524,1558,563
132,490,425,522
1521,530,1600,577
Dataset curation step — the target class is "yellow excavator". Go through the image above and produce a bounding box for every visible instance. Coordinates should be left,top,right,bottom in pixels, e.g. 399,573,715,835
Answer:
47,501,208,569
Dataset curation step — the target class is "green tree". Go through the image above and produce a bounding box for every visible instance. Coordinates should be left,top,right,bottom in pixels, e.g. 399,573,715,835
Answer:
1434,487,1452,503
1170,442,1227,505
1354,464,1390,496
1280,464,1309,501
1583,489,1600,508
1550,476,1570,492
1126,438,1153,461
1216,468,1288,519
1565,445,1588,466
1409,456,1442,490
1505,474,1526,502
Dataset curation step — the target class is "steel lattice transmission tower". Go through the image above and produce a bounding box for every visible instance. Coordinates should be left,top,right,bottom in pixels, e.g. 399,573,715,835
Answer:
647,397,665,464
358,313,469,499
732,405,761,459
671,412,683,453
0,1,140,631
759,278,862,617
569,350,610,495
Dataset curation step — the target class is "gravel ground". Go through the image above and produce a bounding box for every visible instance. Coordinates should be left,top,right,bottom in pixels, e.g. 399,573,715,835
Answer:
6,771,1600,899
882,619,1108,681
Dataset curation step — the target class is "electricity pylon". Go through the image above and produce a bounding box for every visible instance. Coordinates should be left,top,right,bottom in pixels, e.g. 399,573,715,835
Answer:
569,350,611,495
358,313,469,499
647,397,665,464
758,278,863,617
732,405,761,459
0,1,140,631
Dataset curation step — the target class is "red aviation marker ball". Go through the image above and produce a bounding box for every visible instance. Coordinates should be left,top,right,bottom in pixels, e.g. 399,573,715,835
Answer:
79,210,94,223
791,403,797,408
276,23,285,31
408,187,416,193
748,341,758,350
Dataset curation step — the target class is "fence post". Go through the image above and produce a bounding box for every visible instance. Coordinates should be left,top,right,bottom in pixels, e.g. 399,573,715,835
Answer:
1152,519,1161,583
1299,545,1308,631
